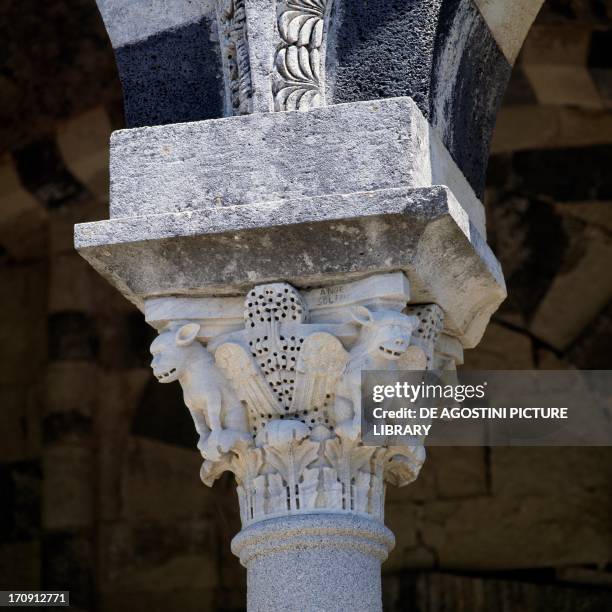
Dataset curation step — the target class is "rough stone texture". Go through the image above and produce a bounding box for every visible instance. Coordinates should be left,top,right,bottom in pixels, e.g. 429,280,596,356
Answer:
94,0,223,127
462,322,534,369
76,186,505,348
328,0,443,115
0,387,41,464
330,0,512,199
232,513,395,612
0,263,47,385
471,0,545,63
114,18,224,128
105,97,484,232
119,437,216,522
431,0,511,200
95,0,216,48
87,0,516,203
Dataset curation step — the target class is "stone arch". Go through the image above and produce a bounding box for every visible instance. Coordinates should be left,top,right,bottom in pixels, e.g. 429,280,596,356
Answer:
94,0,224,127
326,0,545,198
94,0,545,198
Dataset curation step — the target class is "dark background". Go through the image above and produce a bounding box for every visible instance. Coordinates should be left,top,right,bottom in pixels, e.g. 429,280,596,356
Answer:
1,0,612,610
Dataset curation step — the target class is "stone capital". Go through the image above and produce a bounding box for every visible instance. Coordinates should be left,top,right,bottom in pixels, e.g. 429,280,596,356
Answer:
146,273,453,528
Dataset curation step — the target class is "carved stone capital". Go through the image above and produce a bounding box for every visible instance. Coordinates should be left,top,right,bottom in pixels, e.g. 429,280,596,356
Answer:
148,273,455,527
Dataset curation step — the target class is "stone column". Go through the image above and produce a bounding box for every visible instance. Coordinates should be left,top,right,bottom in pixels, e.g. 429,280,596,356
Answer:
78,1,509,609
232,514,394,612
142,275,454,611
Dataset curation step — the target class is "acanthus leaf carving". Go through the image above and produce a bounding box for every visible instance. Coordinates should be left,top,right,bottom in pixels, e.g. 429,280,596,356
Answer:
273,0,331,111
149,277,448,527
215,0,333,114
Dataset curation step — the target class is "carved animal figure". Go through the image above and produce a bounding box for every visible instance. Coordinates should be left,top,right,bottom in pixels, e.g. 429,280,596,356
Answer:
150,323,250,461
334,306,426,440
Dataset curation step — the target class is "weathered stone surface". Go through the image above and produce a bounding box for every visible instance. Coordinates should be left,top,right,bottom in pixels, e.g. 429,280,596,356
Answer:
120,437,216,522
462,321,534,369
76,186,505,348
472,0,545,63
232,513,394,612
528,222,612,350
491,106,612,154
0,263,47,385
430,0,511,199
95,0,222,128
0,387,41,463
42,445,93,530
98,519,220,596
330,0,512,198
106,97,485,233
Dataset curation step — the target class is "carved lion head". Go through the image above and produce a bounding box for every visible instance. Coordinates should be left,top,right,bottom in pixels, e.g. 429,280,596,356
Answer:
150,322,202,383
351,306,419,361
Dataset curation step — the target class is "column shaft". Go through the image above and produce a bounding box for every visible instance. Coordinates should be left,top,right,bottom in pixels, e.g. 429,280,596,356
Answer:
232,514,395,612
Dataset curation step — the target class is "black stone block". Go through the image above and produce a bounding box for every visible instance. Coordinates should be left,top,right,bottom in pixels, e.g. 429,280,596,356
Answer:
114,17,224,128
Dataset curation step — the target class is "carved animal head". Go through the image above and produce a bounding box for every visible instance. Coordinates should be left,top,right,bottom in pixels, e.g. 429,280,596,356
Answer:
150,323,203,383
351,306,419,361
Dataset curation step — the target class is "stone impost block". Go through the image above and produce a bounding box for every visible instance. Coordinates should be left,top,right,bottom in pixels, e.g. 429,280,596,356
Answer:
106,97,485,233
75,96,506,348
76,186,504,348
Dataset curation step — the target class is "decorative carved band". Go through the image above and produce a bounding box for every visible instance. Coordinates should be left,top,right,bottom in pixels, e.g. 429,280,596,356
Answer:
149,278,449,527
273,0,331,111
216,0,334,114
217,0,253,115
